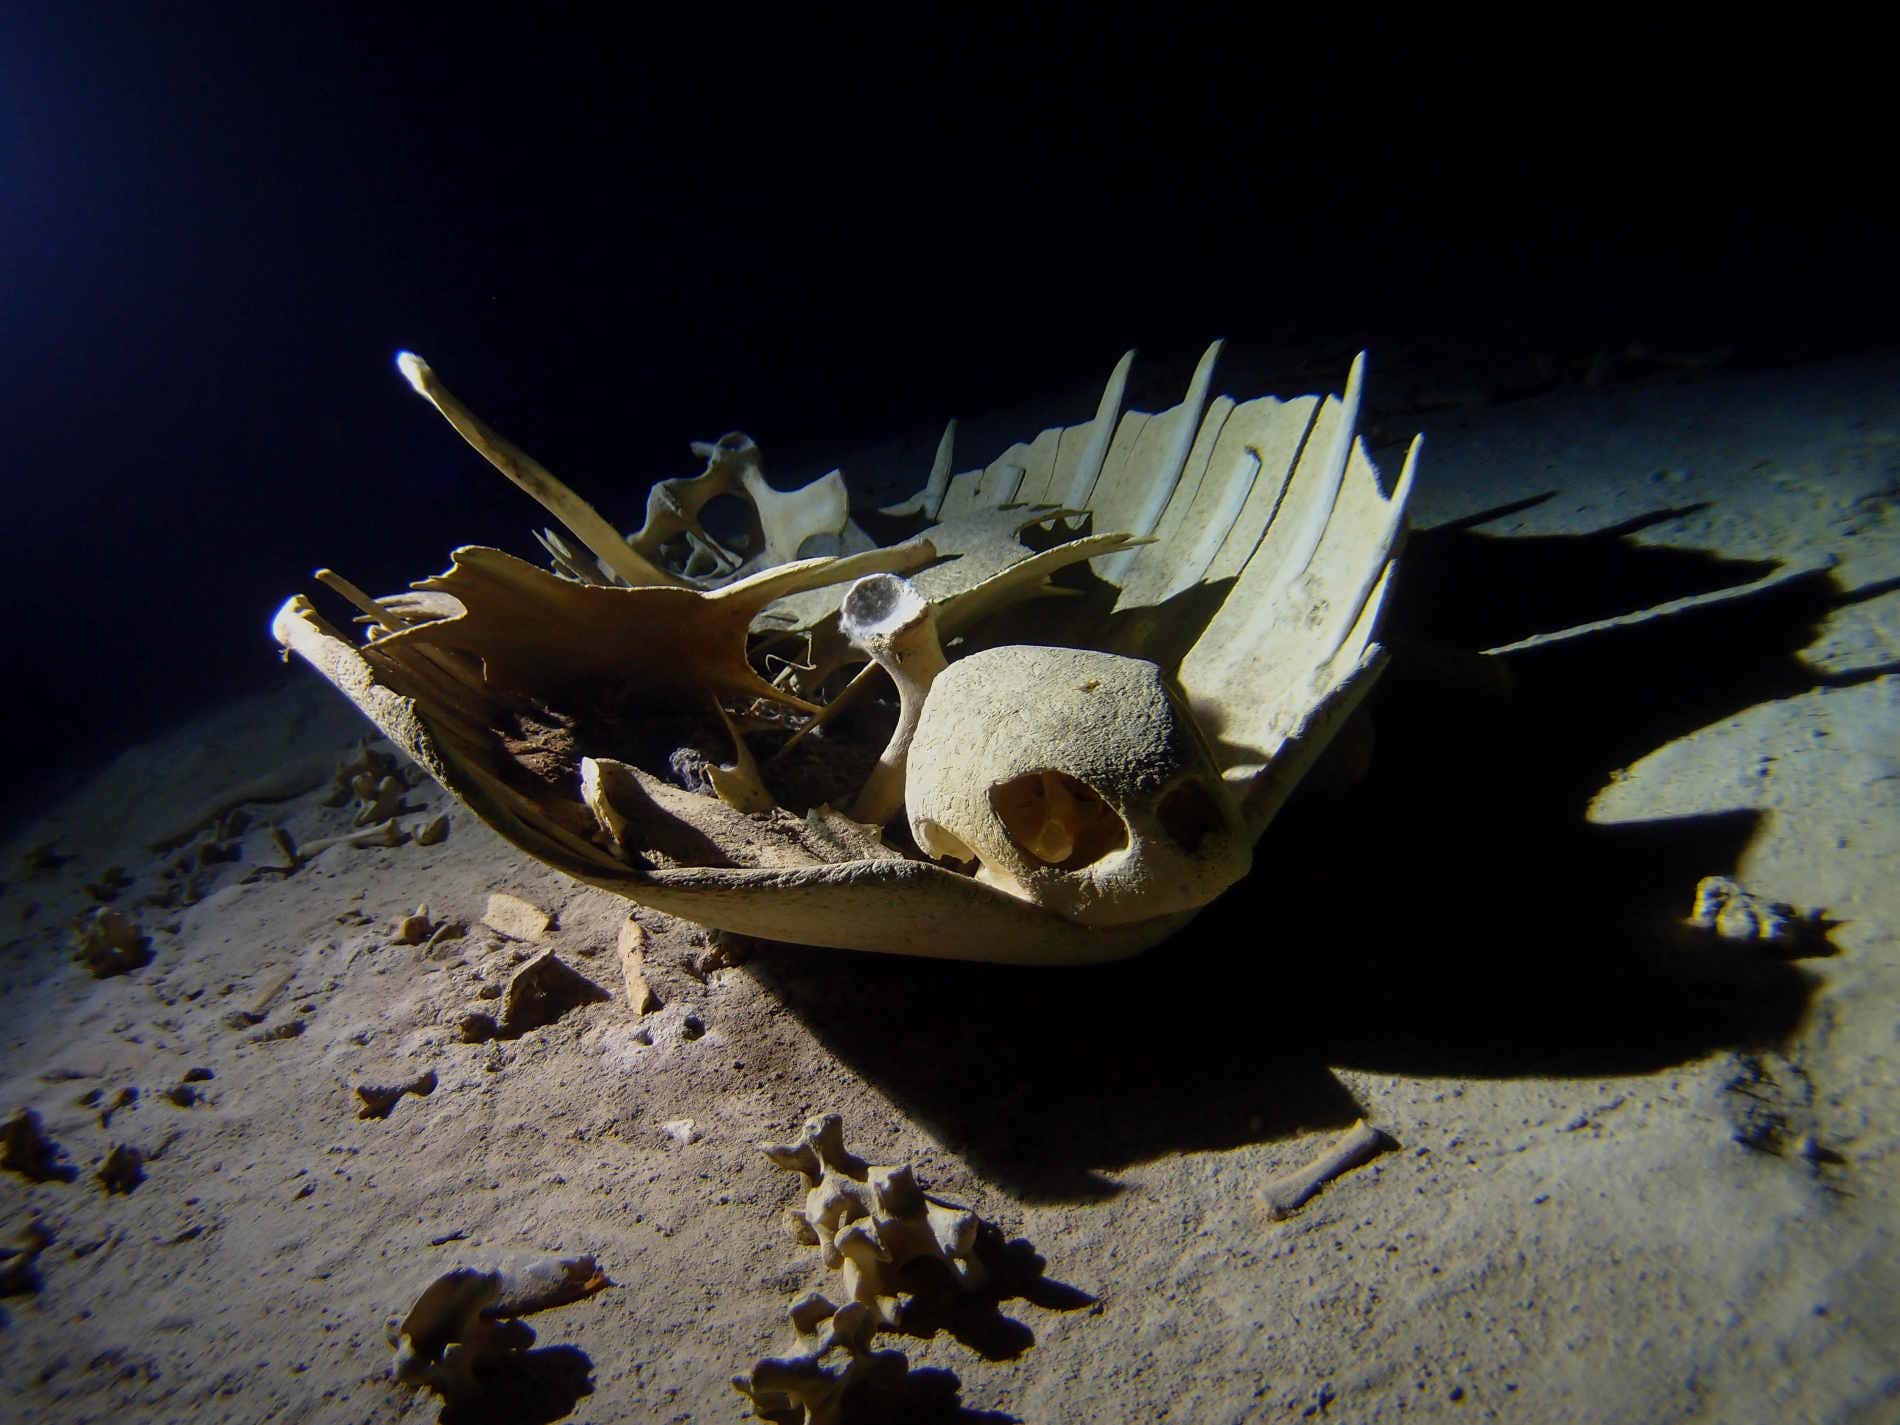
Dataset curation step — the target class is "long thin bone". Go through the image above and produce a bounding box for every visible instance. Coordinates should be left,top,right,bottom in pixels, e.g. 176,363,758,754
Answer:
395,352,683,590
1260,1119,1393,1220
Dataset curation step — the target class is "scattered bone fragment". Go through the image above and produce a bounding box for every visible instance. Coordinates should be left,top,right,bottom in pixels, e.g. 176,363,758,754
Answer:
1260,1119,1395,1221
482,892,552,941
96,1086,138,1128
0,1218,53,1296
70,907,152,978
760,1114,986,1329
1688,876,1812,948
294,819,406,861
733,1294,907,1425
616,917,660,1014
455,1013,498,1043
97,1144,145,1195
238,828,300,875
352,771,410,827
386,1250,609,1398
225,967,295,1028
661,1118,701,1147
415,813,450,846
356,1070,438,1120
328,739,401,805
500,951,609,1036
392,905,437,946
2,1109,77,1183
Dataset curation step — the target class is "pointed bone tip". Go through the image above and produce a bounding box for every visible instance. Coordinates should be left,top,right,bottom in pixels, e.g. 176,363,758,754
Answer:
394,350,430,393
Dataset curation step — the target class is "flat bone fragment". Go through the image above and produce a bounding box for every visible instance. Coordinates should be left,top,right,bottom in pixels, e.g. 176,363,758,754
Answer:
1260,1119,1394,1220
387,1251,609,1396
482,891,552,941
1,1109,77,1183
500,951,609,1035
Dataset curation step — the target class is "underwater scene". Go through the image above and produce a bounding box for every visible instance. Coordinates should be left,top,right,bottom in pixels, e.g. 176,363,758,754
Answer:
3,10,1896,1424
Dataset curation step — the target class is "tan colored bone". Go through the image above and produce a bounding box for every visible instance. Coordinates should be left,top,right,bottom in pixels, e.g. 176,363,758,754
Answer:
1260,1119,1394,1220
276,345,1415,962
837,573,947,826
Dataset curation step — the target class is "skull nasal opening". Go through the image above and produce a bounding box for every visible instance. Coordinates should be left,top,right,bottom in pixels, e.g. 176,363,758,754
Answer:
990,770,1129,870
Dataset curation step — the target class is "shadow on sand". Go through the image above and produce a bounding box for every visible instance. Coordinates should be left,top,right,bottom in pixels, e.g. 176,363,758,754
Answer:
748,506,1899,1202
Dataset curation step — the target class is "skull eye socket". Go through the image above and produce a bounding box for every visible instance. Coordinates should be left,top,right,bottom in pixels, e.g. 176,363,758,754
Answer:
990,770,1129,870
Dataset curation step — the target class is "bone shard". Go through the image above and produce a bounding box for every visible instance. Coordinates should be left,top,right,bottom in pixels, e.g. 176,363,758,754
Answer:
837,573,947,827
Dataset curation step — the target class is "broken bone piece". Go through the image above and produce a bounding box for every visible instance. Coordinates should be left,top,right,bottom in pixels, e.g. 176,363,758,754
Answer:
837,573,947,827
352,772,409,827
482,892,552,941
70,907,152,978
356,1070,439,1120
1687,876,1804,947
1260,1119,1394,1221
500,951,610,1036
760,1114,985,1329
391,904,436,946
387,1251,610,1397
0,1218,52,1297
1,1109,77,1184
733,1294,906,1425
97,1144,145,1195
616,917,660,1014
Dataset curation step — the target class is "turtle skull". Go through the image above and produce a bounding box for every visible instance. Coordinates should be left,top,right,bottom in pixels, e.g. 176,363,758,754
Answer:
904,645,1251,927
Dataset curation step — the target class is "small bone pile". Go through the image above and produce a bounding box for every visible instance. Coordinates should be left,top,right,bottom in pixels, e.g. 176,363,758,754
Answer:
734,1115,986,1424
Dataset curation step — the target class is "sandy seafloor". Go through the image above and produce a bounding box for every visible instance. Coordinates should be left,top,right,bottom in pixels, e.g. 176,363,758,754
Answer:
2,344,1897,1424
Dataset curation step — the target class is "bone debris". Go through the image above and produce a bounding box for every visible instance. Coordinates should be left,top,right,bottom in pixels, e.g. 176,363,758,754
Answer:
70,907,152,978
481,892,552,941
386,1251,609,1399
1688,876,1804,946
1260,1119,1395,1221
616,917,660,1014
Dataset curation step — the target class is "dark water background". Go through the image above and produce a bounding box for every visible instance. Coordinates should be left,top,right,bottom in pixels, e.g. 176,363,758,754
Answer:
1,7,1890,824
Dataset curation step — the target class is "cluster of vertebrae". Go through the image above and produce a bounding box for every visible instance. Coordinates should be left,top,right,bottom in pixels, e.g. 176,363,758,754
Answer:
733,1115,987,1425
